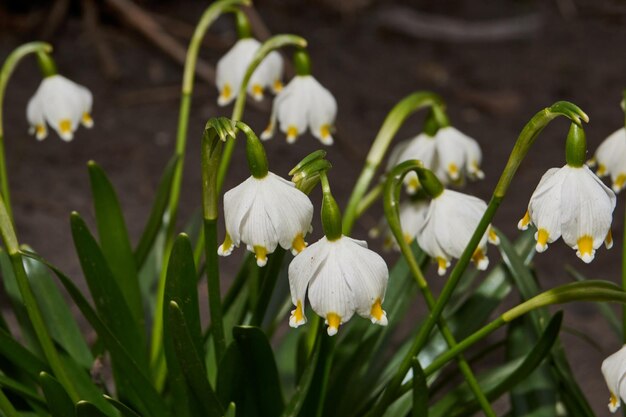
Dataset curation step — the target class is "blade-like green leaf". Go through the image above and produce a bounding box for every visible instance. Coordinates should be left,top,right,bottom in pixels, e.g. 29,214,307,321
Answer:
0,327,49,377
21,251,169,417
134,156,179,268
75,401,111,417
39,372,74,417
104,395,142,417
412,358,428,417
431,312,563,417
70,213,147,370
224,403,236,417
88,161,143,327
169,301,223,417
233,326,284,417
0,373,45,406
280,335,321,417
22,249,93,368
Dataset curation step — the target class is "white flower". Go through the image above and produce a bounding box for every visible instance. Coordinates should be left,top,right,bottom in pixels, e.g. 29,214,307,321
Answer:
26,75,93,141
369,200,429,250
602,345,626,413
588,127,626,192
215,38,283,106
517,165,616,263
387,127,484,193
260,75,337,145
288,235,389,336
417,189,499,276
218,172,313,267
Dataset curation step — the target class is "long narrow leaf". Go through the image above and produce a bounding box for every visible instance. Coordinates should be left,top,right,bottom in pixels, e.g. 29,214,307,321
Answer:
411,358,428,417
39,372,74,417
88,161,143,327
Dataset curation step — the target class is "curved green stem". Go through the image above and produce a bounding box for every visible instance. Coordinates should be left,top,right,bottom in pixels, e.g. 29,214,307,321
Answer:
383,161,496,417
368,101,589,416
342,91,446,234
0,193,79,401
216,34,307,193
355,182,383,218
151,0,249,377
0,42,53,224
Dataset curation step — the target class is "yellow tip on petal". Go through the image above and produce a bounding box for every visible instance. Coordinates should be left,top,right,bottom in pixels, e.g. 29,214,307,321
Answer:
597,163,607,176
609,392,620,413
217,233,234,256
35,124,47,140
286,125,298,143
370,298,388,326
576,235,595,263
81,112,93,128
291,233,307,255
254,245,268,267
488,227,500,245
326,313,341,336
606,229,614,249
289,300,306,328
251,84,264,100
319,124,333,145
220,83,232,102
403,233,413,244
436,257,449,276
447,163,460,179
472,248,489,270
586,157,596,167
273,80,283,93
613,174,626,192
517,210,531,231
58,119,73,141
261,122,274,140
535,228,549,252
406,177,420,194
471,161,485,179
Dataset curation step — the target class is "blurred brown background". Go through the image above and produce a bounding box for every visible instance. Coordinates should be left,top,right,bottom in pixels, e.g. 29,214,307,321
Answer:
2,0,626,414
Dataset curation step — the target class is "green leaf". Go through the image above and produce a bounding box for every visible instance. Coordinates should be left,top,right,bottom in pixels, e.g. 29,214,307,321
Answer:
431,312,563,417
22,249,93,368
280,336,321,417
163,235,203,417
224,403,236,417
21,251,169,417
0,327,49,377
233,326,284,417
75,401,111,417
104,395,142,417
0,373,46,406
168,301,223,417
88,161,143,328
39,372,74,417
70,213,147,370
134,156,179,269
411,358,428,417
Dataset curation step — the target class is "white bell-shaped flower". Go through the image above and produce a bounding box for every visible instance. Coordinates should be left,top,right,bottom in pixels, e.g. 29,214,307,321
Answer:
218,172,313,267
215,38,283,106
369,200,429,250
602,345,626,413
261,75,337,145
417,189,499,276
589,127,626,192
387,127,484,193
26,75,93,141
288,235,389,336
517,165,616,263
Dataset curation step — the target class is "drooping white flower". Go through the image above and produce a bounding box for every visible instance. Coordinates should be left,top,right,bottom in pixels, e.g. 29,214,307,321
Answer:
288,235,389,336
588,128,626,193
26,75,93,141
417,189,499,276
260,75,337,145
369,200,429,250
218,172,313,267
602,345,626,413
215,38,283,106
386,127,484,193
517,165,616,263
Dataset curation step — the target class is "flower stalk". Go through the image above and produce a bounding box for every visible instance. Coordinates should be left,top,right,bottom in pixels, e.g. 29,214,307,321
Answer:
383,160,496,417
368,101,589,415
342,91,446,234
622,89,626,343
0,41,53,223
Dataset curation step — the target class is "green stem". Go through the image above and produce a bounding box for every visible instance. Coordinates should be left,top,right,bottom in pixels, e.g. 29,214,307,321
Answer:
0,42,53,224
342,92,446,234
0,193,79,401
383,161,496,417
151,0,249,375
622,89,626,344
216,34,307,193
368,101,589,415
